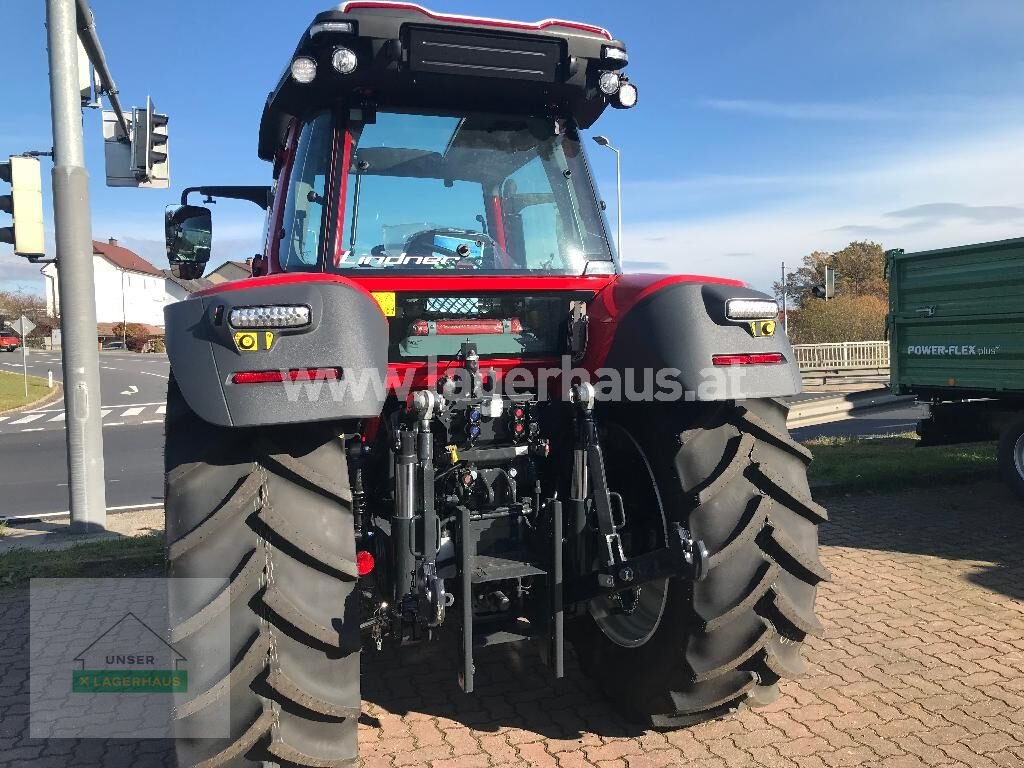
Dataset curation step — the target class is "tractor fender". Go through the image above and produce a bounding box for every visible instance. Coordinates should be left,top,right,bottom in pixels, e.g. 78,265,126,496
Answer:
585,276,801,401
164,274,388,427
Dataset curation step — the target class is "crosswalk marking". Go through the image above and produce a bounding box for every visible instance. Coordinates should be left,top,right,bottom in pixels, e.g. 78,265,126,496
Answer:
10,413,46,425
1,403,167,431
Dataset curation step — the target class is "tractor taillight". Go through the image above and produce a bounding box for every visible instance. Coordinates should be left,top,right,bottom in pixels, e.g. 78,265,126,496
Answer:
712,353,784,366
231,368,341,384
356,550,375,576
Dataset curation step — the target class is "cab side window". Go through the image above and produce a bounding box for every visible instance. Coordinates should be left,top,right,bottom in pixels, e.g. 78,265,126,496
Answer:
279,112,333,270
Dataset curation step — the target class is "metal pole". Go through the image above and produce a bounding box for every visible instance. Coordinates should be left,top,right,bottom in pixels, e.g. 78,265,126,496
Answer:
781,261,788,336
74,0,129,137
613,146,622,266
121,270,126,348
22,341,28,398
47,0,107,532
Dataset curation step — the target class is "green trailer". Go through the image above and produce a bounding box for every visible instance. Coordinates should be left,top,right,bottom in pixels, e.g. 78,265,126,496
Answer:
888,237,1024,496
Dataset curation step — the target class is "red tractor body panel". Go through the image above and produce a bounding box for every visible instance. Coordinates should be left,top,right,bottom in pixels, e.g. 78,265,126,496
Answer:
195,270,750,378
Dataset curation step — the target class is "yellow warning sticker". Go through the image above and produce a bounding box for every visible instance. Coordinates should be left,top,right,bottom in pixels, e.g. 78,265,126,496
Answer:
233,331,274,352
749,320,776,338
372,292,397,317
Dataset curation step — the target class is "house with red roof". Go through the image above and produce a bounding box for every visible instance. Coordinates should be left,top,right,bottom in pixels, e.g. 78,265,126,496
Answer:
41,238,212,328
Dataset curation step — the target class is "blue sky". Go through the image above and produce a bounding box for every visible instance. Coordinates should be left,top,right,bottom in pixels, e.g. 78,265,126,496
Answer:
3,0,1024,295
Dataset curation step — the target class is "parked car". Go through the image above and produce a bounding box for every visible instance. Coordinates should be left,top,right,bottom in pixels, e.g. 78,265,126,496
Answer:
102,341,126,350
0,331,20,352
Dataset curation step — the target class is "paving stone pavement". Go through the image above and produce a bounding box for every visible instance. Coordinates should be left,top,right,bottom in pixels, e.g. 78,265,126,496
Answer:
1,479,1022,767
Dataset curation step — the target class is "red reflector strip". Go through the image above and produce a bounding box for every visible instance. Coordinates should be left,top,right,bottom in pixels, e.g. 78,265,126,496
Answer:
408,318,523,336
356,550,375,576
232,368,341,384
712,353,785,366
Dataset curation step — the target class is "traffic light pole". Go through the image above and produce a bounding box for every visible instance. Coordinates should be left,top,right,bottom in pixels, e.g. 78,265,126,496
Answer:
46,0,107,531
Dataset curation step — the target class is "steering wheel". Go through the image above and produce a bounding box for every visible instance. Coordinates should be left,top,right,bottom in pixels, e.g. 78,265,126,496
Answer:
403,228,497,268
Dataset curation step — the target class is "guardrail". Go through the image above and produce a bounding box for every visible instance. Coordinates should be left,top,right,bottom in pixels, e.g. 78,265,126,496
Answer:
792,341,889,372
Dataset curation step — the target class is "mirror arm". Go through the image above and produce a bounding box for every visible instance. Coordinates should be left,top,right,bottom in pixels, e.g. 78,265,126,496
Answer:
180,186,271,210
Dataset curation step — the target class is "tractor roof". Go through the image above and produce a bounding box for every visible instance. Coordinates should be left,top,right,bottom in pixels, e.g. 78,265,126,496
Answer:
258,2,630,161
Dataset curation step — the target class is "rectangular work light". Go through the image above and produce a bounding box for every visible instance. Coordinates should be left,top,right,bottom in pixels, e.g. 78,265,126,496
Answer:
228,305,311,329
725,298,779,321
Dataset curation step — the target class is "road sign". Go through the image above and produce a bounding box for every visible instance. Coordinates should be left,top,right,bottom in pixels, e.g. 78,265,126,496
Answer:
13,315,36,336
7,315,35,397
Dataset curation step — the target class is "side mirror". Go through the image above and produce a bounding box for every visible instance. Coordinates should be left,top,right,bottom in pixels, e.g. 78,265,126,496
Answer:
165,204,212,280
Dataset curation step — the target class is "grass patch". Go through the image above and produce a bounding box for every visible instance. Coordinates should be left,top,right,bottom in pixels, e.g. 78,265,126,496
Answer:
0,369,52,411
0,535,164,588
805,431,997,493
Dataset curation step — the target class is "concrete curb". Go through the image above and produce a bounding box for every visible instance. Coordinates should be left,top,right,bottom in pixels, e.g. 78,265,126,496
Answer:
0,380,64,417
787,388,914,429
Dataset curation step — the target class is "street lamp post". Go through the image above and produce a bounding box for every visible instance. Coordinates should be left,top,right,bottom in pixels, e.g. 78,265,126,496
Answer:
121,269,129,349
592,135,622,265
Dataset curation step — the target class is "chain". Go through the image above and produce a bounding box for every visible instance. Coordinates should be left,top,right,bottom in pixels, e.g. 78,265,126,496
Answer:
253,461,281,741
613,586,642,616
371,604,385,651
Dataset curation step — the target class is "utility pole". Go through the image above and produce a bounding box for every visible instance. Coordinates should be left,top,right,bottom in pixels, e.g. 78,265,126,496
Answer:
781,261,788,336
47,0,107,531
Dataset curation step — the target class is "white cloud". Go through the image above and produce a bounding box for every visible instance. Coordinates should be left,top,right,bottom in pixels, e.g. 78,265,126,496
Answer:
624,128,1024,293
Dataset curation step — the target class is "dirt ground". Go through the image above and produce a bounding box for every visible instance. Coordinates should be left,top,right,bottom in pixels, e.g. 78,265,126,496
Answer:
1,480,1022,767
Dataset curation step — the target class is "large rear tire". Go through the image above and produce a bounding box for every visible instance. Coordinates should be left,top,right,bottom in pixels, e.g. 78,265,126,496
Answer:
573,398,829,726
165,378,361,767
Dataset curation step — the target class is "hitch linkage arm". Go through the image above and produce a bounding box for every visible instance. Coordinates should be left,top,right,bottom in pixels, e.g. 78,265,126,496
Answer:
565,384,710,607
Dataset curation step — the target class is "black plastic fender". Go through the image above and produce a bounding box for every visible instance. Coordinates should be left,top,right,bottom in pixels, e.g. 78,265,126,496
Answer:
164,277,388,427
602,282,801,401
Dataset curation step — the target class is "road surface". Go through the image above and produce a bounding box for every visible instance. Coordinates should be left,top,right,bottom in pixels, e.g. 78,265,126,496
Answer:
0,351,168,517
0,352,928,516
0,423,164,517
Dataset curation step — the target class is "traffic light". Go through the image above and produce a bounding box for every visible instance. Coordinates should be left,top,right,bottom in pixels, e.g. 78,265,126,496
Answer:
811,266,835,300
0,155,45,258
131,96,169,187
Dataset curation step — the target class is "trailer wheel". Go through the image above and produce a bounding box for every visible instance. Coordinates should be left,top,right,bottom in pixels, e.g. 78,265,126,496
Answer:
572,398,828,726
164,376,360,767
998,415,1024,499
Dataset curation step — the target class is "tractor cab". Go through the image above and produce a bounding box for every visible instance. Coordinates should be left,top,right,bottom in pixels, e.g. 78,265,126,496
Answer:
167,1,636,281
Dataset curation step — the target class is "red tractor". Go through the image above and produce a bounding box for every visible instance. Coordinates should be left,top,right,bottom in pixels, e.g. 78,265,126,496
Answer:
163,4,826,765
